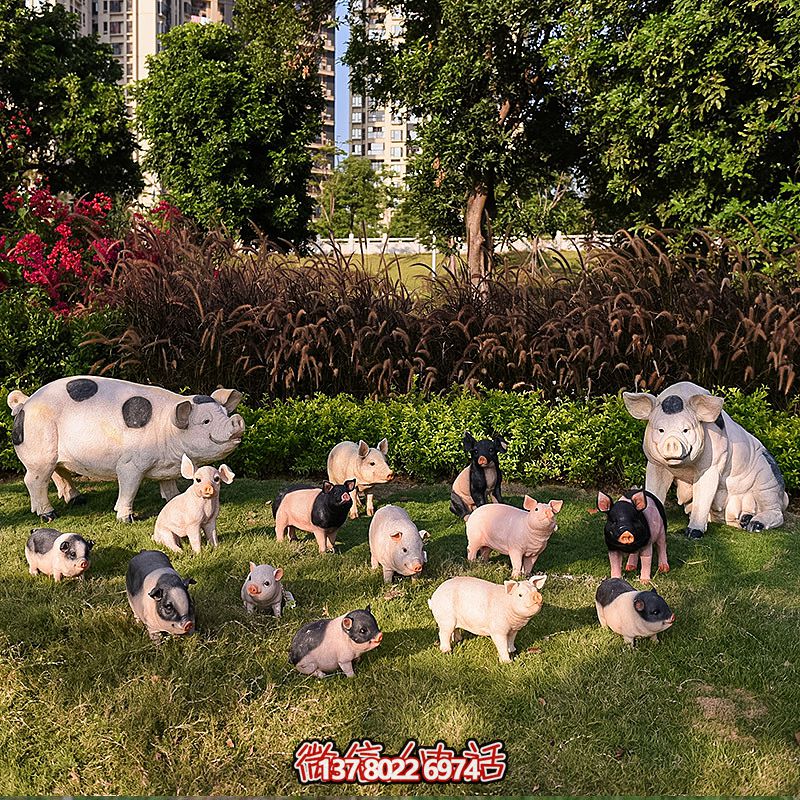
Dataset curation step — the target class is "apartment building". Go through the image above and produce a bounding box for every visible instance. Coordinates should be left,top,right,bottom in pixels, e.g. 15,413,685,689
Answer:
311,22,336,176
348,1,417,190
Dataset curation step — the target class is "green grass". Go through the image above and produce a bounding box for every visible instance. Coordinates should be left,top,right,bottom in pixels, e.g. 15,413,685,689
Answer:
0,477,798,794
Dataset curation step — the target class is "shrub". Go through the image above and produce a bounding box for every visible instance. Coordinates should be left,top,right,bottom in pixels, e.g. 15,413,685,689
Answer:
95,219,800,405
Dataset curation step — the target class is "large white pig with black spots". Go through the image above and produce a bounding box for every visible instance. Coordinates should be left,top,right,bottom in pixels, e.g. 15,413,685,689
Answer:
7,376,244,522
623,381,788,539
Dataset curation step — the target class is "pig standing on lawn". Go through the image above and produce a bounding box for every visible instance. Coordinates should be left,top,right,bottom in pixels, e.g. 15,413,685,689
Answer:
428,575,547,663
241,562,285,616
25,528,93,581
7,376,244,523
289,607,383,677
466,497,563,577
595,490,669,583
272,479,356,553
126,550,196,641
624,381,788,538
368,504,429,583
595,577,675,647
152,455,234,554
450,433,508,520
327,439,393,518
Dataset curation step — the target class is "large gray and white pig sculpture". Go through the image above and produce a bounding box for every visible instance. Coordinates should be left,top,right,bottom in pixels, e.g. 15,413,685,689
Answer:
7,376,244,522
623,381,788,539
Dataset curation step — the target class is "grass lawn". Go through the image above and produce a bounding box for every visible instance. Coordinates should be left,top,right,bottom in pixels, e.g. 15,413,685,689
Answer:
0,476,798,795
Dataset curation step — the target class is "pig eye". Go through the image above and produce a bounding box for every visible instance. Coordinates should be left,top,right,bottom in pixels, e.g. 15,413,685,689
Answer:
195,477,201,482
163,602,173,612
658,428,665,433
683,428,689,433
264,580,270,586
213,475,220,482
402,547,407,553
203,419,210,425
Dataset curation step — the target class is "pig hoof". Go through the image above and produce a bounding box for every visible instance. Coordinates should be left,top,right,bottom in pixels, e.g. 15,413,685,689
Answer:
624,565,636,571
67,494,87,507
658,565,670,573
685,527,704,540
739,514,753,528
745,519,765,532
121,514,136,524
40,510,57,522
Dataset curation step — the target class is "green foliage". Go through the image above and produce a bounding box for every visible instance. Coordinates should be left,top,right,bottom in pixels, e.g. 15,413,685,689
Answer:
314,156,389,237
551,0,800,237
134,21,322,242
0,0,141,200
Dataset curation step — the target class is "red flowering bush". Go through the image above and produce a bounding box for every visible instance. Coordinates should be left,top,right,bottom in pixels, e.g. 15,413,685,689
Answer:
0,184,120,310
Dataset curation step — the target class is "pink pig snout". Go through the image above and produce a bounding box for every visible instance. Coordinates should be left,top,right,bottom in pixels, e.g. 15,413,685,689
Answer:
182,620,194,633
372,631,383,644
78,559,89,571
247,583,261,596
412,561,423,573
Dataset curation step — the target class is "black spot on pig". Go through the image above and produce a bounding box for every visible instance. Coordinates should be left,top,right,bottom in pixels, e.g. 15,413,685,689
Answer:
150,572,193,622
193,395,216,405
28,527,60,554
66,378,98,402
122,396,153,428
633,589,673,622
763,449,785,491
126,550,173,596
289,618,331,664
343,608,380,644
311,480,355,529
600,491,663,554
595,577,636,607
11,409,24,446
715,413,725,430
449,491,471,519
661,395,683,414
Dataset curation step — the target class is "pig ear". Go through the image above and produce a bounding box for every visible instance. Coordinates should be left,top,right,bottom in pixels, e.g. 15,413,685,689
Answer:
494,435,509,451
365,604,371,613
419,529,430,541
322,481,334,493
211,388,243,413
549,500,563,513
623,392,657,420
687,392,725,423
86,540,95,550
358,440,370,458
148,587,163,599
60,540,70,552
462,432,475,452
390,531,403,540
528,574,547,590
634,597,645,612
344,478,357,492
342,616,353,631
377,437,389,455
596,491,613,512
249,561,257,572
183,577,196,588
631,491,648,511
273,567,284,581
504,580,517,593
180,454,195,480
174,400,192,429
218,464,235,484
522,495,537,511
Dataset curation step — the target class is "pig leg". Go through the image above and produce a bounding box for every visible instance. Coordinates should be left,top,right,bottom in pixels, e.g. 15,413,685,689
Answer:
370,553,380,569
275,510,292,542
480,547,491,562
436,617,455,652
187,528,203,554
201,521,218,547
656,534,670,572
349,492,361,520
638,543,653,583
645,462,674,504
685,468,719,537
624,552,639,572
52,569,63,582
312,530,328,554
491,634,513,663
521,554,535,577
271,601,282,618
53,467,83,505
24,465,57,521
509,551,525,579
114,463,143,523
152,529,183,554
382,567,395,584
608,550,623,579
338,660,356,677
507,630,519,654
466,541,480,563
243,599,256,613
365,493,375,517
326,531,337,552
159,480,179,501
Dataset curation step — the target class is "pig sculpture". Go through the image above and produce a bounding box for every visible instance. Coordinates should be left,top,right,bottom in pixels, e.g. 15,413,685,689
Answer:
126,550,196,641
327,439,393,518
596,490,669,583
241,562,285,616
450,433,508,520
368,504,429,583
25,528,93,581
152,455,234,554
273,480,356,553
7,376,244,523
624,381,788,538
289,607,383,677
466,497,563,578
595,577,675,647
428,575,547,663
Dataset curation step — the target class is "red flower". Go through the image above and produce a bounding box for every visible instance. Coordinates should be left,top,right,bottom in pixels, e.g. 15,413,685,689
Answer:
2,191,23,212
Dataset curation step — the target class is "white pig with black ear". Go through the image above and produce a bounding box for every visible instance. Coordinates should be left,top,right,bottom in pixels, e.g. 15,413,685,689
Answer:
152,454,234,554
368,504,429,583
241,562,285,616
25,528,93,581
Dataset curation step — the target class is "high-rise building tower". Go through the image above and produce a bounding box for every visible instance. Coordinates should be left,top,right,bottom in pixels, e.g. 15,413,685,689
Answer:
348,1,416,190
311,21,336,176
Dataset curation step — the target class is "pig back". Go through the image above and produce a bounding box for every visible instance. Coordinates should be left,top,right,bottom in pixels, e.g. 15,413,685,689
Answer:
466,503,529,552
368,505,422,561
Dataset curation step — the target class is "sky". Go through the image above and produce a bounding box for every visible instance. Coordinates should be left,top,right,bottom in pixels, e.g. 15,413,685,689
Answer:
333,0,351,160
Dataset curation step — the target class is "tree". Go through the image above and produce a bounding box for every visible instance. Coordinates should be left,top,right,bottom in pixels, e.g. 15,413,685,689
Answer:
314,156,389,237
135,13,324,242
552,0,800,239
0,0,141,200
346,0,577,285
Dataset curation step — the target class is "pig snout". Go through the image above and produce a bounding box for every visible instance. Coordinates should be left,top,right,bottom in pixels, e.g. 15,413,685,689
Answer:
228,414,245,440
182,619,194,633
386,471,395,481
78,559,90,571
660,435,689,462
477,456,488,466
411,561,424,573
341,492,351,503
372,631,383,644
618,531,635,544
247,583,260,596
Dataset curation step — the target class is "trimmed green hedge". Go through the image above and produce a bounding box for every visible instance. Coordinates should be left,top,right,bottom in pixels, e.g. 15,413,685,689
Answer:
3,386,799,491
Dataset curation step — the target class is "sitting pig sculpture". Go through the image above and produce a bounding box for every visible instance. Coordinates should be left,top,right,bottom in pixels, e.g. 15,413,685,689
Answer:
152,455,234,554
7,376,244,523
428,575,547,663
241,562,285,616
450,433,508,520
368,504,429,583
327,439,394,518
466,497,563,578
623,381,788,538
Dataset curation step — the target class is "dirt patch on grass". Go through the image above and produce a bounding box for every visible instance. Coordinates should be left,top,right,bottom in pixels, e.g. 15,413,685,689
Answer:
693,683,768,743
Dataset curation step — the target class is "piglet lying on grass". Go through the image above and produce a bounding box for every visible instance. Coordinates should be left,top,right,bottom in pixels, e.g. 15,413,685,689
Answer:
25,528,93,581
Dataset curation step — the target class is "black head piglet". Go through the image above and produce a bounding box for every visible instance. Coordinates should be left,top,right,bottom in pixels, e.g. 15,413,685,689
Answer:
450,432,509,519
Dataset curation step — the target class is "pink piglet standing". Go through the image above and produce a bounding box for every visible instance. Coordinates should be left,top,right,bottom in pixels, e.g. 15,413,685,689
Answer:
466,496,563,578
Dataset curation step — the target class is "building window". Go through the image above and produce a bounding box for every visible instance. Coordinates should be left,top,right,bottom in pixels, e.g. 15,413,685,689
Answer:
371,161,384,171
390,146,403,158
351,128,362,140
352,95,363,108
103,20,108,31
391,24,402,35
109,0,122,10
369,142,384,154
351,111,363,123
110,20,123,33
367,112,385,123
352,143,363,155
391,129,403,141
367,126,382,139
111,42,123,54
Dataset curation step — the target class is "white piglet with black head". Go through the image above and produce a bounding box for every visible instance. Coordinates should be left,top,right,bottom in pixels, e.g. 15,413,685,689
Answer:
25,528,93,581
595,577,675,647
241,562,285,616
152,454,234,554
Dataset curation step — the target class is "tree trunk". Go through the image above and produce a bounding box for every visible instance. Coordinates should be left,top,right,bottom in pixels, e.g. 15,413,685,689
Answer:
465,184,491,293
